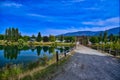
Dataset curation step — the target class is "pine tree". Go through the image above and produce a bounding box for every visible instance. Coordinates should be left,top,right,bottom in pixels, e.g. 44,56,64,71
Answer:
36,32,42,42
103,31,108,43
99,32,103,42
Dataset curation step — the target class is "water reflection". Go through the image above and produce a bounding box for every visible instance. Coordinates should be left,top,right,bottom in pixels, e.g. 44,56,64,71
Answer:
49,46,55,54
0,45,71,68
0,45,71,60
36,46,42,56
4,46,20,60
43,46,49,52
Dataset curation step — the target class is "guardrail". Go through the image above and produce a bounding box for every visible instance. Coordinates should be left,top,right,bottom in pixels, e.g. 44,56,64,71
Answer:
55,47,75,62
91,46,120,56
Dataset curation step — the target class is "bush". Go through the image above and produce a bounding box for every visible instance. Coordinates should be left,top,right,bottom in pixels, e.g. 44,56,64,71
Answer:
1,65,22,80
18,39,24,45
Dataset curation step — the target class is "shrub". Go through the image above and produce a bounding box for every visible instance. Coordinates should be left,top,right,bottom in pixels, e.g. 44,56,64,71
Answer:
18,39,24,45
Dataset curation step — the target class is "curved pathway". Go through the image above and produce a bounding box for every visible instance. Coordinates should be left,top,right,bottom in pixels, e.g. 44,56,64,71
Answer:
53,45,120,80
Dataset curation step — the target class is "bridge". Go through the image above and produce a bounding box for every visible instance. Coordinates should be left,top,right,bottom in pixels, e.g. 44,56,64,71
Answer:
53,45,120,80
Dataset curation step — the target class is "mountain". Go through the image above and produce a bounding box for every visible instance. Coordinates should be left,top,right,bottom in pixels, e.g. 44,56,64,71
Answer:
59,27,120,36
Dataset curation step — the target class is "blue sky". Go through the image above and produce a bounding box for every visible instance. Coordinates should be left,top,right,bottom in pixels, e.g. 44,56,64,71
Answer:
0,0,119,36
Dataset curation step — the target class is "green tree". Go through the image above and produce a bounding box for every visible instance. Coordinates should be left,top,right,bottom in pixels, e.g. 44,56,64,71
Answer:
59,35,64,42
103,31,108,43
98,32,103,42
8,28,12,41
36,32,42,42
43,36,49,42
18,39,24,45
15,28,19,41
5,29,8,40
90,36,99,44
64,36,75,43
5,27,20,41
22,36,30,42
11,28,15,41
109,34,114,42
0,34,4,40
49,35,55,42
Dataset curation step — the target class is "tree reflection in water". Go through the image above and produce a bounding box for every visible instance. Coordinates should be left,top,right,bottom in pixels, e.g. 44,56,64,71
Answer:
1,45,71,60
49,46,55,54
4,46,20,60
43,46,49,53
36,46,42,56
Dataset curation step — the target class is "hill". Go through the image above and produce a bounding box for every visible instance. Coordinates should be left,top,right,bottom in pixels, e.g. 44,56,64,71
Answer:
59,27,120,36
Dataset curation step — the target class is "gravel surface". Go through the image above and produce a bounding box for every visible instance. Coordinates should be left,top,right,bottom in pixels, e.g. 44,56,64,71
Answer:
53,45,120,80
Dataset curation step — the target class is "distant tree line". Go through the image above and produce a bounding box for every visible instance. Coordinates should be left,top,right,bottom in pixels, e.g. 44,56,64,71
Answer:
89,31,120,56
89,31,119,44
0,27,75,43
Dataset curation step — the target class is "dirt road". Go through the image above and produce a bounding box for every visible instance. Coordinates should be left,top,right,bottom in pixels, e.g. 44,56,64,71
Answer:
53,45,120,80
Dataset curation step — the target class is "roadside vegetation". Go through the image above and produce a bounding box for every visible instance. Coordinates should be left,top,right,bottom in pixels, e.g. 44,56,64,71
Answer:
89,31,120,56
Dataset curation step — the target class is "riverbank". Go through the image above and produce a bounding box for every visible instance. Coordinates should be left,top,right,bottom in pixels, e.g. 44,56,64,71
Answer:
0,47,75,80
0,40,75,46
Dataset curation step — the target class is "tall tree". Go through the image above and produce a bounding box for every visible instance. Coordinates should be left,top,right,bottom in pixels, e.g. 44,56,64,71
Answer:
11,28,15,41
103,31,108,43
4,27,20,41
36,32,42,42
0,34,4,40
90,36,99,44
99,32,103,42
109,33,113,42
60,35,64,42
5,28,8,40
8,28,12,41
49,35,55,42
15,28,19,41
43,36,49,42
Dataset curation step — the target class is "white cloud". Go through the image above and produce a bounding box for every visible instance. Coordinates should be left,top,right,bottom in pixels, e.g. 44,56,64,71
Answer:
72,0,85,2
27,13,46,18
82,17,119,26
1,2,23,8
62,0,85,4
84,7,99,10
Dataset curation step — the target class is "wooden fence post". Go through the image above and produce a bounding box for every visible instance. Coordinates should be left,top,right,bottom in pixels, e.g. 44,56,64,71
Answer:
109,48,111,54
64,52,66,57
56,51,59,62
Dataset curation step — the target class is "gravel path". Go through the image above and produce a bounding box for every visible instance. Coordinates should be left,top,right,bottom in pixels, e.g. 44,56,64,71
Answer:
53,45,120,80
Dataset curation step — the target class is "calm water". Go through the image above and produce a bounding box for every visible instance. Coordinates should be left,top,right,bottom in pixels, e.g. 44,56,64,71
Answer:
0,45,71,68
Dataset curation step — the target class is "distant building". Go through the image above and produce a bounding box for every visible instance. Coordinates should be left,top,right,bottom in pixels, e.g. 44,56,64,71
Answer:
76,36,88,45
29,38,36,42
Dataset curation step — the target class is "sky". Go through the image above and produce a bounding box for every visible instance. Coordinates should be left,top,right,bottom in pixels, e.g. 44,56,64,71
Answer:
0,0,119,36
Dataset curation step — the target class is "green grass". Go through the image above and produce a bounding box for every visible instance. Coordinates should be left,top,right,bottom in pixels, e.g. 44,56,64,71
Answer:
21,57,68,80
0,64,23,80
0,40,75,46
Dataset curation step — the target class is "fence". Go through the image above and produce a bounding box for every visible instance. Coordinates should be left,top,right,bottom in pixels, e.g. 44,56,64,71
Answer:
91,46,120,56
55,47,75,62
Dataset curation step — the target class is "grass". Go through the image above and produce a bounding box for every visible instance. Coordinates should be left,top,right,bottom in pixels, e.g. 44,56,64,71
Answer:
0,50,74,80
21,56,70,80
0,40,75,46
0,64,23,80
20,50,74,80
